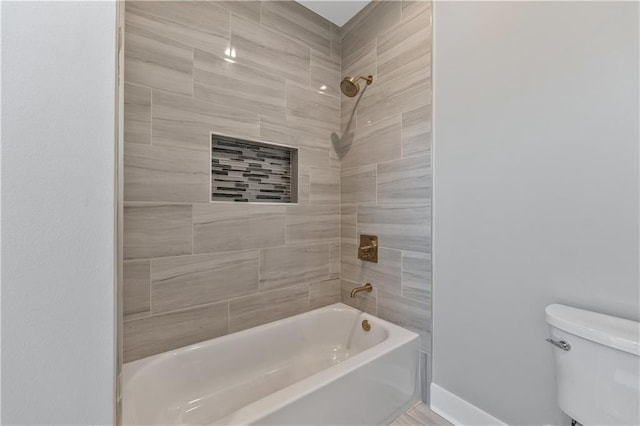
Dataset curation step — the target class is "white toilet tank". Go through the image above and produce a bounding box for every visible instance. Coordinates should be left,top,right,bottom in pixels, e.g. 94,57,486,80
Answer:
545,304,639,426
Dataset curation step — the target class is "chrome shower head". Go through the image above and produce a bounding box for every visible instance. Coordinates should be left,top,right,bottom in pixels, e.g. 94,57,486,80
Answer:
340,75,373,97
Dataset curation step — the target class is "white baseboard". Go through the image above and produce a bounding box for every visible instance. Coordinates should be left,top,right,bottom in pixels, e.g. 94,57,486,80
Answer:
430,383,507,426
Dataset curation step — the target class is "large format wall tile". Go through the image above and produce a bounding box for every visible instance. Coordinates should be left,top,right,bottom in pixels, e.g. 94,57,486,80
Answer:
341,115,402,168
341,205,357,242
229,285,309,332
341,242,401,294
286,204,340,243
402,251,431,304
377,8,431,80
230,14,310,85
331,40,342,59
310,279,341,309
194,49,287,120
329,141,341,169
124,143,209,202
374,42,431,89
151,250,259,314
402,0,431,20
193,204,286,254
309,168,340,204
377,155,431,205
124,204,192,260
342,39,377,77
260,115,332,152
127,1,229,39
329,241,340,278
261,1,331,56
377,290,431,352
125,1,229,55
341,278,376,315
216,1,261,23
123,260,150,320
358,204,431,253
153,90,260,152
260,243,329,290
124,24,193,96
298,147,331,169
402,105,432,157
297,168,311,204
287,83,340,130
124,83,151,145
123,301,228,362
357,55,431,124
331,39,341,60
310,51,341,97
341,164,377,204
341,1,402,55
288,115,337,151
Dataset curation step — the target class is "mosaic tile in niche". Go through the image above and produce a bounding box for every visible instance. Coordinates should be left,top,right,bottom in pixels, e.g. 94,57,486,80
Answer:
211,134,297,203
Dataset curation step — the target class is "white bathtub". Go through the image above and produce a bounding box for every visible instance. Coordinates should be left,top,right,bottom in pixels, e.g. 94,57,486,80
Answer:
123,303,420,425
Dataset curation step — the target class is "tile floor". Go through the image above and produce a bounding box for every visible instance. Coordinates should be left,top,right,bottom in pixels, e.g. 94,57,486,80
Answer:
391,402,452,425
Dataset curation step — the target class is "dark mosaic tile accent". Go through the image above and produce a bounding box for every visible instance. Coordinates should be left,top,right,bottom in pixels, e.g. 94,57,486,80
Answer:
211,134,296,203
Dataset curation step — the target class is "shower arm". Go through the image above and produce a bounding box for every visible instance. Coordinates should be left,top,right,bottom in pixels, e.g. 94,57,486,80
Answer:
356,75,374,85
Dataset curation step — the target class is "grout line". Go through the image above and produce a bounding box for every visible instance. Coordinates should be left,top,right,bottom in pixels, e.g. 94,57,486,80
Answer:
125,247,264,264
124,298,228,324
145,83,261,122
130,280,316,325
123,310,151,323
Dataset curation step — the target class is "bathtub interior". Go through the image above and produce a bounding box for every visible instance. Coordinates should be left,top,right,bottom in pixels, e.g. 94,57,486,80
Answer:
124,304,392,425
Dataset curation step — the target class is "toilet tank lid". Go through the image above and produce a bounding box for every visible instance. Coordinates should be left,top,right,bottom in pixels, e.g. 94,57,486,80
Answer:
545,304,639,356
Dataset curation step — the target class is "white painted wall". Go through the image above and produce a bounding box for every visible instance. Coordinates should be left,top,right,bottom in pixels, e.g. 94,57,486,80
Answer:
1,2,116,423
297,1,369,26
432,1,639,425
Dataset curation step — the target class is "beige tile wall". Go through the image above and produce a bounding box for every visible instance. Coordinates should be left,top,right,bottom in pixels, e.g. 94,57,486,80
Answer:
123,3,433,402
122,0,342,363
338,1,433,402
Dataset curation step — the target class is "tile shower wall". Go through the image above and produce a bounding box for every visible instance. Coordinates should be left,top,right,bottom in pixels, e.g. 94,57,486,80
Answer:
122,0,341,362
337,1,433,402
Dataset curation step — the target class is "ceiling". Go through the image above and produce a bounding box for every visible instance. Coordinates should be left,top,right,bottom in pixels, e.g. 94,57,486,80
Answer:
296,1,370,27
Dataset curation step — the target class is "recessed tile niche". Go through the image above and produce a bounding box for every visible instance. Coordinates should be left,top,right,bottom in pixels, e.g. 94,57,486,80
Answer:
210,134,298,203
